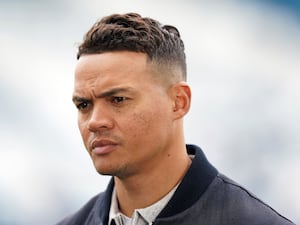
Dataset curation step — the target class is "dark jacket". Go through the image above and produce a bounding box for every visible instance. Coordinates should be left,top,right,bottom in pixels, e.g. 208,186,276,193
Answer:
56,145,294,225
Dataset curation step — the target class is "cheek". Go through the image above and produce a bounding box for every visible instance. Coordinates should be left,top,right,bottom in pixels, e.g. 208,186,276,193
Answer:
78,118,90,147
124,108,167,142
132,112,154,136
78,118,84,136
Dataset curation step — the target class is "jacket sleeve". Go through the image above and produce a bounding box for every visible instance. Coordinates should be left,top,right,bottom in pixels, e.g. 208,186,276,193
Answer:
55,194,100,225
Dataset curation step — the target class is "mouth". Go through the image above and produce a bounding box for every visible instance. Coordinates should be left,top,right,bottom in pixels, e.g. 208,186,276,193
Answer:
91,139,118,155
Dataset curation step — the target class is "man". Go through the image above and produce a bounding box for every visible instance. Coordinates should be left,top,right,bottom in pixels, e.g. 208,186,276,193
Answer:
57,13,294,225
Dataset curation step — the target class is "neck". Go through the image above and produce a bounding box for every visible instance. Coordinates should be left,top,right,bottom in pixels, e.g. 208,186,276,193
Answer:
114,142,191,217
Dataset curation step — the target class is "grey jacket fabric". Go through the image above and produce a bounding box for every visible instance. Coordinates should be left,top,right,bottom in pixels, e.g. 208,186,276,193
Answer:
56,145,294,225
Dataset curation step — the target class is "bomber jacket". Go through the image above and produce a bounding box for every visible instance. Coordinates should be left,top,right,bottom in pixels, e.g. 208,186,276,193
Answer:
56,145,294,225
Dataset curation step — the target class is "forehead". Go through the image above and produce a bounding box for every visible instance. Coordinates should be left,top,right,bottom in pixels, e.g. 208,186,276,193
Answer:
75,51,148,79
75,52,149,87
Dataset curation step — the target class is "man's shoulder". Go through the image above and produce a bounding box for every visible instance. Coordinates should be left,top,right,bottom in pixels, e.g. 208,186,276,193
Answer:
200,173,295,225
55,192,105,225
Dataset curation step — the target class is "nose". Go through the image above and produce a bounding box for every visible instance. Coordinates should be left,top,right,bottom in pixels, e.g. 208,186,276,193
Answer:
87,104,114,132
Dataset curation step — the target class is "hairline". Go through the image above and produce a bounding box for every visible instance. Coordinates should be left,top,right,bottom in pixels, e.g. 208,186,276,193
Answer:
78,50,185,87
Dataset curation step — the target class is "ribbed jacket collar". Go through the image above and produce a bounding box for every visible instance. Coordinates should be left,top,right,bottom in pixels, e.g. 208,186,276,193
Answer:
97,144,218,224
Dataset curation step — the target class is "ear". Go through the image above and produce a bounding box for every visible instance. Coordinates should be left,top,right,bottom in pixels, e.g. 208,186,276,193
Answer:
170,82,191,120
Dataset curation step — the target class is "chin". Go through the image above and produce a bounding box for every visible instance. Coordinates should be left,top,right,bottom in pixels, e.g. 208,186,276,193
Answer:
94,165,114,176
95,164,134,179
94,163,121,177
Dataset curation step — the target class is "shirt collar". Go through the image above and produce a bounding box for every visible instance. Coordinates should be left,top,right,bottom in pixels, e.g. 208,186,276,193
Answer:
136,183,178,223
108,188,119,225
109,183,179,224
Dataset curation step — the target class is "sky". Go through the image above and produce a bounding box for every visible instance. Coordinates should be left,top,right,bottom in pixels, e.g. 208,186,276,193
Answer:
0,0,299,224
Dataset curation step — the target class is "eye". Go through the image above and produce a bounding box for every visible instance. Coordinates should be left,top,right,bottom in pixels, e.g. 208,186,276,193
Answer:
111,96,127,104
76,101,90,111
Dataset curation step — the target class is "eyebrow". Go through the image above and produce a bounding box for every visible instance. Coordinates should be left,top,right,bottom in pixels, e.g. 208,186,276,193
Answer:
72,96,89,103
96,87,134,98
72,87,135,103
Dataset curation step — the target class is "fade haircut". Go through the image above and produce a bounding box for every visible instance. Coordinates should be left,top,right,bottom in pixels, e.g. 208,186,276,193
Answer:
77,13,187,82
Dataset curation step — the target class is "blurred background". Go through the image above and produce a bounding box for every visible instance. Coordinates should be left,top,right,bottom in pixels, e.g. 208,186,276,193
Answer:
0,0,299,224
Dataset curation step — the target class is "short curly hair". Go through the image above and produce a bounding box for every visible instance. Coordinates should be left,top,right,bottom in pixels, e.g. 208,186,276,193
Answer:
77,13,187,81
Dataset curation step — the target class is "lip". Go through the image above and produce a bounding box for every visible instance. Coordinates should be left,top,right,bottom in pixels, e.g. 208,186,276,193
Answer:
91,139,118,155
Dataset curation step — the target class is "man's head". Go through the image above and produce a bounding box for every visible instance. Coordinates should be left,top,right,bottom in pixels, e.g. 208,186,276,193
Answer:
77,12,187,84
73,13,191,178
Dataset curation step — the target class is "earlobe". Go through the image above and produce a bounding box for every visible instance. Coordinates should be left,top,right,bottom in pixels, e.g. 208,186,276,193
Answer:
172,82,191,119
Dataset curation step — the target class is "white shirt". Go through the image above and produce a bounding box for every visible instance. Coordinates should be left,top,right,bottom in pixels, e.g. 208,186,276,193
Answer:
109,184,179,225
